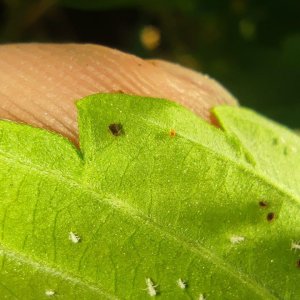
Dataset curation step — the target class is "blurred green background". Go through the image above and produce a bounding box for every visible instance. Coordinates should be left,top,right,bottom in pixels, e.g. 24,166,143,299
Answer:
0,0,299,127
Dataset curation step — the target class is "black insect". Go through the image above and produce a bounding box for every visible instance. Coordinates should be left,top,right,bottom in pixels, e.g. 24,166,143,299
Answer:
109,123,123,136
259,201,268,208
267,212,275,222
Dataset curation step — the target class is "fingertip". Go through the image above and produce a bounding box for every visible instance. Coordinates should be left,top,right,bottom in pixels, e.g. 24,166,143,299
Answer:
0,44,237,145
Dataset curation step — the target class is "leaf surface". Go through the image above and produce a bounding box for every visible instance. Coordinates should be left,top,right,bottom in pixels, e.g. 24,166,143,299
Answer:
0,93,299,299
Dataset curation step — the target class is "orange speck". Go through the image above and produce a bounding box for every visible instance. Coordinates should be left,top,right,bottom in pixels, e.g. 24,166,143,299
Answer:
170,129,176,137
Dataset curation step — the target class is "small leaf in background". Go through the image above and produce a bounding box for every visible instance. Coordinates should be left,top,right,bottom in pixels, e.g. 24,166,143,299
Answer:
0,93,299,299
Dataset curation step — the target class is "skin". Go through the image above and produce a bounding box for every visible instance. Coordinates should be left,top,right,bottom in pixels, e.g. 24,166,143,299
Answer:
0,43,237,146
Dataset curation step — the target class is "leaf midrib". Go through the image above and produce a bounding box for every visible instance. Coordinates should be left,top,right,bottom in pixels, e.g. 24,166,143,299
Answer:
0,150,278,299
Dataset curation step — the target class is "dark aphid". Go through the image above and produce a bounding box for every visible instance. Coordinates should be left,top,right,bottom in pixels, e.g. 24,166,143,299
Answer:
259,201,268,208
267,212,275,222
296,259,300,268
109,123,123,136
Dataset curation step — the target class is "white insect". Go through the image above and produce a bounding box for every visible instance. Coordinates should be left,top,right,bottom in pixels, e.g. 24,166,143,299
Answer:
69,232,80,244
45,290,55,296
177,278,186,289
145,278,157,297
291,241,300,251
230,235,245,244
199,294,206,300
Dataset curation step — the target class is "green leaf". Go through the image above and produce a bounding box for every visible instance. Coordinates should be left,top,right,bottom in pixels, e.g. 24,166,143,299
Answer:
0,93,299,299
